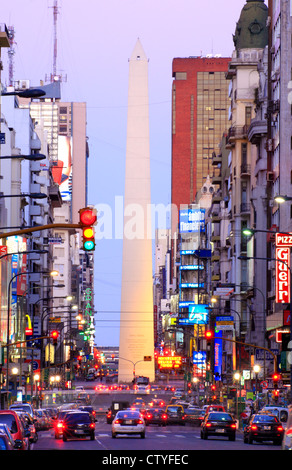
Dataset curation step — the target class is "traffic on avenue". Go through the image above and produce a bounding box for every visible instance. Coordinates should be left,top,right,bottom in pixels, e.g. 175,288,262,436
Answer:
1,374,291,457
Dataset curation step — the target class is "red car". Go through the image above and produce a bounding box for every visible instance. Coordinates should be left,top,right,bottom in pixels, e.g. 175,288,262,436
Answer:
0,410,30,450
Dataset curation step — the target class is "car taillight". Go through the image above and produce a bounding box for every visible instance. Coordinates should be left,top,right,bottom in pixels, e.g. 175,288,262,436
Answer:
107,411,111,418
90,423,95,429
162,414,167,420
206,422,212,427
251,425,258,430
136,419,144,424
56,422,63,429
230,424,236,429
146,413,152,419
277,426,284,432
114,419,122,424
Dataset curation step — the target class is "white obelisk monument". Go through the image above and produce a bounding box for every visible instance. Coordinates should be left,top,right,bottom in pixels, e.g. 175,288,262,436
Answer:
118,39,155,383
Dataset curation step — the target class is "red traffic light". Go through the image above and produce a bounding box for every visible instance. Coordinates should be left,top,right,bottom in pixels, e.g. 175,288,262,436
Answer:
79,207,97,226
272,373,281,381
205,330,213,340
51,330,59,344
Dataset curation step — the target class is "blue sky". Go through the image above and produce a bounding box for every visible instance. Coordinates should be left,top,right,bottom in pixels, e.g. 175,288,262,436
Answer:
1,0,250,346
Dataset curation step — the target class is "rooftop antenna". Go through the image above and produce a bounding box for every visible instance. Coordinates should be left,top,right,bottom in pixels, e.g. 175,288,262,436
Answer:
7,26,16,86
45,0,67,83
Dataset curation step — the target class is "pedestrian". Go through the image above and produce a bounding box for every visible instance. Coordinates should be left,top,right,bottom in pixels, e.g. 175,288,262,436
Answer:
240,409,249,430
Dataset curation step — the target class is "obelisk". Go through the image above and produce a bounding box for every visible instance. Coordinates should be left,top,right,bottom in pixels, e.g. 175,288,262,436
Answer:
118,39,155,383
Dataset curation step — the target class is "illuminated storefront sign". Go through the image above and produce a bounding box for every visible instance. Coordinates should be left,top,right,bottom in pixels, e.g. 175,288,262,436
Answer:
275,247,290,303
214,329,222,381
179,208,205,233
157,356,182,369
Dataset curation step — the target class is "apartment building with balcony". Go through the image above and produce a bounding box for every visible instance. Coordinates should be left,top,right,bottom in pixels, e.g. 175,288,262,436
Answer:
225,0,268,348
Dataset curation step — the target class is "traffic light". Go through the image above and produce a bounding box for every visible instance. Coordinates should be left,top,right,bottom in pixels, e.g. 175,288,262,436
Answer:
51,330,59,345
272,372,281,389
79,207,97,251
205,330,214,342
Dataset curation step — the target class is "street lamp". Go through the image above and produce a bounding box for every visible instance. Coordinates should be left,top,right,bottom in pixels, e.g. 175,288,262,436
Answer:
0,192,47,199
234,372,241,419
0,154,46,161
274,195,292,204
6,269,58,392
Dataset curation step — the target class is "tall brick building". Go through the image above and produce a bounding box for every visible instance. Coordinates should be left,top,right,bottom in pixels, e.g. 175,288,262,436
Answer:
171,56,231,238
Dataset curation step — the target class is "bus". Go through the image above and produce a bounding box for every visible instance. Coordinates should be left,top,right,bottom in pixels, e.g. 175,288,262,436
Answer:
133,376,150,393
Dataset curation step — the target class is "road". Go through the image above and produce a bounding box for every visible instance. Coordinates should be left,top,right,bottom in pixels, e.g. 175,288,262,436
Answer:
30,380,283,453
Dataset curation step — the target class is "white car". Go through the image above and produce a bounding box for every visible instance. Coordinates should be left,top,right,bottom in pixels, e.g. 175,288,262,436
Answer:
111,410,146,438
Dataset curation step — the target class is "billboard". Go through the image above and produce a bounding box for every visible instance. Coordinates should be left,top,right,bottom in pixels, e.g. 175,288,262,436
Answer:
275,247,290,303
51,135,73,201
179,208,205,233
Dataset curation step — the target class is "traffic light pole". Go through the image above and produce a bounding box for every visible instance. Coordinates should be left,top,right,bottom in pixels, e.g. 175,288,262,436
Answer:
0,223,82,239
211,336,278,374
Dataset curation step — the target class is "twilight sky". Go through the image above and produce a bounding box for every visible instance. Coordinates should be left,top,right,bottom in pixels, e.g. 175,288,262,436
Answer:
1,0,250,346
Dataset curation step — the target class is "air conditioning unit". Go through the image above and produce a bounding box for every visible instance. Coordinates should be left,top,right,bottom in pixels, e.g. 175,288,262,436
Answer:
266,171,275,182
15,79,30,90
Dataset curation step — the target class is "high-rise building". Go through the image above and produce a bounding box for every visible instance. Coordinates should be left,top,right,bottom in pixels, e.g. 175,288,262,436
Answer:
171,56,231,279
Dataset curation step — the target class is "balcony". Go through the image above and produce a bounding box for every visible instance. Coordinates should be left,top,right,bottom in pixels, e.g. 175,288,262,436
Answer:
240,163,251,177
226,125,249,147
240,203,251,214
247,119,267,145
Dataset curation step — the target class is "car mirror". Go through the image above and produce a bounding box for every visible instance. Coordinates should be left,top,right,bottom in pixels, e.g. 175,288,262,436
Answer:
14,439,23,449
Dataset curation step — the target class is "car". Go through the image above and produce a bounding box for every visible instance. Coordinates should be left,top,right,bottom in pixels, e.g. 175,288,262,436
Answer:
148,398,166,408
243,413,284,445
134,383,150,394
164,385,176,392
0,410,30,450
184,408,205,426
76,392,91,404
111,410,146,438
0,431,15,450
75,386,85,392
144,408,168,426
62,411,95,441
14,412,38,444
0,424,21,450
9,403,34,418
201,412,237,441
34,409,49,430
164,405,185,425
282,407,292,450
78,406,98,422
205,405,226,414
86,373,95,381
261,406,289,426
131,397,146,407
106,401,130,424
53,410,78,439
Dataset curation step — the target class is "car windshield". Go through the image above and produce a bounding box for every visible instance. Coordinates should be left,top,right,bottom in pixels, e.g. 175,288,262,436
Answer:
253,415,278,423
10,404,31,414
208,412,233,421
64,413,91,424
116,411,140,419
167,406,182,413
185,409,203,416
0,414,18,433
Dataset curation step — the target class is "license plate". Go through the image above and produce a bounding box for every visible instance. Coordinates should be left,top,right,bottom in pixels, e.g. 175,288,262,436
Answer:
125,420,133,425
75,430,84,434
216,429,225,433
263,426,271,430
